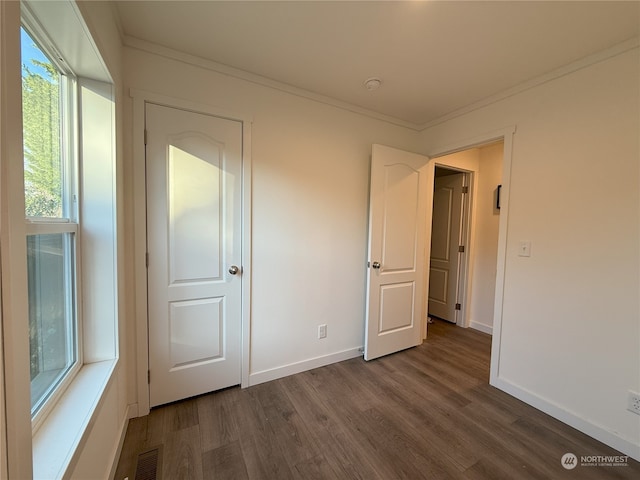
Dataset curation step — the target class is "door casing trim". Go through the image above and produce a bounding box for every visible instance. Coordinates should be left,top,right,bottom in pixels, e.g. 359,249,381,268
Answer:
131,89,252,417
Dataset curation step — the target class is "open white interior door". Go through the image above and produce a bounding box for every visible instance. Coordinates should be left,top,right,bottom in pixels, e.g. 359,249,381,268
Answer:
364,144,431,361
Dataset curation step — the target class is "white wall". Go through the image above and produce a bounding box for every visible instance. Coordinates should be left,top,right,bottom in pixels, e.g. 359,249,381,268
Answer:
123,46,420,391
420,47,640,459
470,143,502,333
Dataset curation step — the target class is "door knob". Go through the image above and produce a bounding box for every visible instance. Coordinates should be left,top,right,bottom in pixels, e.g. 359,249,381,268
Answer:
228,265,240,275
372,261,381,269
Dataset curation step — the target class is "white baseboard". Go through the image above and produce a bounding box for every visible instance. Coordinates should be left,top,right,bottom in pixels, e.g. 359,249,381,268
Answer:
249,347,363,386
492,377,640,462
108,404,131,480
469,320,493,335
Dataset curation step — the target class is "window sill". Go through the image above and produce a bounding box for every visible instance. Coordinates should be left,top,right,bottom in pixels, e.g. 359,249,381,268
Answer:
32,359,117,480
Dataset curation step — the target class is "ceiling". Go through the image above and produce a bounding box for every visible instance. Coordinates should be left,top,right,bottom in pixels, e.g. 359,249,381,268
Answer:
113,1,640,127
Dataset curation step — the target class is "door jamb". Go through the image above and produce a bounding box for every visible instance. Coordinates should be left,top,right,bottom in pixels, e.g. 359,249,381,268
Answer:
426,126,515,386
130,89,253,417
457,171,471,326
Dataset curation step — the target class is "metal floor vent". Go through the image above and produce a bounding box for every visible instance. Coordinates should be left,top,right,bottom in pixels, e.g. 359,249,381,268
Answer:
135,447,161,480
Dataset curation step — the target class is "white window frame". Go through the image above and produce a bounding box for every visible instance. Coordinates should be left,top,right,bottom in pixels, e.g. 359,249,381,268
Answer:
20,18,83,431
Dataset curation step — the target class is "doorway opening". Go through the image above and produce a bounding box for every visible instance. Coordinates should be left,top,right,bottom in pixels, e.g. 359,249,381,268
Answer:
427,141,504,336
428,166,470,325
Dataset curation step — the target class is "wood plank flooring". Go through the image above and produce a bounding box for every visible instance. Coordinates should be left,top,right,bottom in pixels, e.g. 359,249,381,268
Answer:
114,320,640,479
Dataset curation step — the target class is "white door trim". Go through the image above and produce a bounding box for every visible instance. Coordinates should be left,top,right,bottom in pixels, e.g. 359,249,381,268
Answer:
130,89,252,417
427,125,515,386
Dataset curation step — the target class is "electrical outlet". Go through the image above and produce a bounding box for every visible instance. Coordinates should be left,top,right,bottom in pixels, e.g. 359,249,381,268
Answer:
628,391,640,415
318,324,327,339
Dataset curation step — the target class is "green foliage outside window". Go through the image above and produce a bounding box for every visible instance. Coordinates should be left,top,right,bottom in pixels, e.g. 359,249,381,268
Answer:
22,44,63,218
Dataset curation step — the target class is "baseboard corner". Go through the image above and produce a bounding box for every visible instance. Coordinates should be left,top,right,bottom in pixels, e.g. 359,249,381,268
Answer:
469,320,493,335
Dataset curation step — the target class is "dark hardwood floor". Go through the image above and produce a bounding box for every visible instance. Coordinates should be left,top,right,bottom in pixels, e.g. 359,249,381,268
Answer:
114,320,640,479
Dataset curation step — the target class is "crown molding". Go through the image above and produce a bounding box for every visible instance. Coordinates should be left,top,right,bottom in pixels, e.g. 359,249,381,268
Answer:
122,33,639,134
418,37,640,131
122,35,422,131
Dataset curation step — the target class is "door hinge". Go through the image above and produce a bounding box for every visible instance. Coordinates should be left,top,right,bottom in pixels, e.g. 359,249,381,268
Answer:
462,186,469,194
455,303,461,311
147,370,150,384
458,245,465,253
146,252,150,267
144,129,148,145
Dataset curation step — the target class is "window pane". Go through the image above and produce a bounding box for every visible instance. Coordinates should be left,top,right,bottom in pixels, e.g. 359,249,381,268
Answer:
21,27,64,218
27,233,77,414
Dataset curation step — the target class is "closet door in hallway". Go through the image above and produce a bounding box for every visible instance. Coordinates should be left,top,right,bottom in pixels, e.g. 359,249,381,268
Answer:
428,171,465,322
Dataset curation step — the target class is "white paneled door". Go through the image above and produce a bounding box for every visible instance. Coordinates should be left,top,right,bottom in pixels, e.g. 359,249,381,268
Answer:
428,172,464,322
364,144,431,361
146,103,243,407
